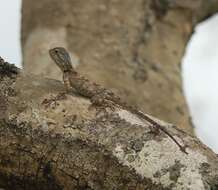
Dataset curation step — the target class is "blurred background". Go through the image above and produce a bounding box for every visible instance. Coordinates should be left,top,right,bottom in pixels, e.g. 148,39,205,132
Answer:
0,0,21,64
1,0,218,153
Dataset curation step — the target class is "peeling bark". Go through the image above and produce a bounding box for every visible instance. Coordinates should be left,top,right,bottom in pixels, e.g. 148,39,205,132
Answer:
0,60,218,189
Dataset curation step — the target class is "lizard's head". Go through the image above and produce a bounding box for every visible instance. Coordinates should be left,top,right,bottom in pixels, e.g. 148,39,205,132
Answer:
49,47,74,72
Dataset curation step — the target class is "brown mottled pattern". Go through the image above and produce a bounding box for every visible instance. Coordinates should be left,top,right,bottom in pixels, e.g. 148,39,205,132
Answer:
49,47,187,154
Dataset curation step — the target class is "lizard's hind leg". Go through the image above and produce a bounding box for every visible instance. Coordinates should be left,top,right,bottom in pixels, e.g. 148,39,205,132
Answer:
89,93,116,114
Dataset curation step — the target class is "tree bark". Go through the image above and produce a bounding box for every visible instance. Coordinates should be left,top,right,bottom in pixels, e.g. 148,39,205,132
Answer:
1,58,218,189
21,0,218,134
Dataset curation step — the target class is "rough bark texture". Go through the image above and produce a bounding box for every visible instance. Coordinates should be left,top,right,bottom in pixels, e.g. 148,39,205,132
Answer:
1,59,218,190
21,0,218,134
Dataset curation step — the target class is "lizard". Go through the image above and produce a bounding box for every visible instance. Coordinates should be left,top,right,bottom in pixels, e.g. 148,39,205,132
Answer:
49,47,188,154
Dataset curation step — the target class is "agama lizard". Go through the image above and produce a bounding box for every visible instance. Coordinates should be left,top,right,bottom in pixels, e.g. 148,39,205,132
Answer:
49,47,188,154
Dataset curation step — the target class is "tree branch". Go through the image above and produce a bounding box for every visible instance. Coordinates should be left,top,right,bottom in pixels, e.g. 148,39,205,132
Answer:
0,59,218,189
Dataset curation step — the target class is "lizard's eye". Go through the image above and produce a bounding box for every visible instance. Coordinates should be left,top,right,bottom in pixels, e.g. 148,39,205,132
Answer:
55,50,58,53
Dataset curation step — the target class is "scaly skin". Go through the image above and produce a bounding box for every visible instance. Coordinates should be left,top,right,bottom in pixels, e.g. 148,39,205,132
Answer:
49,47,188,154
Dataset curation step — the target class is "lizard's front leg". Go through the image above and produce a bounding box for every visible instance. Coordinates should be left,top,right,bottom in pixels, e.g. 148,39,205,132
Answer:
63,72,73,93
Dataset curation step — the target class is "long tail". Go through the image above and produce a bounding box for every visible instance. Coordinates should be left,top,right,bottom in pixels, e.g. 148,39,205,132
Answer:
136,110,188,154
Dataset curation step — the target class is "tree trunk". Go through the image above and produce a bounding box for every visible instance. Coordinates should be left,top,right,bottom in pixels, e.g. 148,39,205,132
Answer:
1,58,218,189
21,0,218,134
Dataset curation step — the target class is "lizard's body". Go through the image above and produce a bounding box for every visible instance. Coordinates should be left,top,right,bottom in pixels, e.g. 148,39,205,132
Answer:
49,47,187,154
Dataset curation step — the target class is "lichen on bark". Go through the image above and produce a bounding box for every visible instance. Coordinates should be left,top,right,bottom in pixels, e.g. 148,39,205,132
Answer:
0,62,218,189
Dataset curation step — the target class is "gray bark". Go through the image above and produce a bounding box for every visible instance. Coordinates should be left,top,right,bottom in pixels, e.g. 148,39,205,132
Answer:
0,59,218,190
